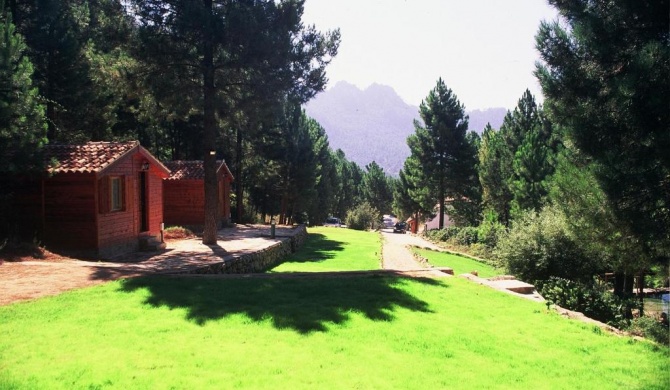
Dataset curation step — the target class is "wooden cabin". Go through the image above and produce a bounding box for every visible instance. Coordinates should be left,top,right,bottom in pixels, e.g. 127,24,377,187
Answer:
12,141,170,258
163,160,234,228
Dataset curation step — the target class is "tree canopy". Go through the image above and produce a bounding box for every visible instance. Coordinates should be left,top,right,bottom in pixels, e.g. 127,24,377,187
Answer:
405,78,478,229
535,0,670,261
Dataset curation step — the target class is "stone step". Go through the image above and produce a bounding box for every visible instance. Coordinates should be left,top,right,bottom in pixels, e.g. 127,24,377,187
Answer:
490,279,536,295
139,236,166,251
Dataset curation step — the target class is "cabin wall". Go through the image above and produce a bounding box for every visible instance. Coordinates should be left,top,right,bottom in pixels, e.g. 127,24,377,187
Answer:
42,173,98,251
163,179,207,226
96,154,164,258
163,174,232,227
96,155,138,257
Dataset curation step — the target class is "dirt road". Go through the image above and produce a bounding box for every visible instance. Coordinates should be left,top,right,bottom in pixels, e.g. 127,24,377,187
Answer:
380,229,448,277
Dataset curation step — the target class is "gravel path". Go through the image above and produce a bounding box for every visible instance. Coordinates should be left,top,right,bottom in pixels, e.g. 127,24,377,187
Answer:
380,229,449,277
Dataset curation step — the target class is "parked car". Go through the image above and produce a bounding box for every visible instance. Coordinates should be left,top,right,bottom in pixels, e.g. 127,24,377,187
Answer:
323,217,342,227
393,221,407,233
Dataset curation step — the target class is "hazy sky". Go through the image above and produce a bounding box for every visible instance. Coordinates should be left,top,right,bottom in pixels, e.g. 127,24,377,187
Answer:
302,0,559,110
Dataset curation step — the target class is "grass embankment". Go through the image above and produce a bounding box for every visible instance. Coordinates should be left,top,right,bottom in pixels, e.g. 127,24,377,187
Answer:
1,228,667,389
414,248,502,278
270,226,380,272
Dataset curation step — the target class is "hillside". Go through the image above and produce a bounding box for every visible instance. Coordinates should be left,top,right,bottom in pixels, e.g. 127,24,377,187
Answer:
304,81,506,176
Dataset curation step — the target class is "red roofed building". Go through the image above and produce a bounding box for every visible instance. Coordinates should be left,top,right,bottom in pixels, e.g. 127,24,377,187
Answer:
12,141,170,258
163,160,234,228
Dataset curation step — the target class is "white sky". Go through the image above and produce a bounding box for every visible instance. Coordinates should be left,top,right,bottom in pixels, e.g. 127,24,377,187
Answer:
302,0,559,110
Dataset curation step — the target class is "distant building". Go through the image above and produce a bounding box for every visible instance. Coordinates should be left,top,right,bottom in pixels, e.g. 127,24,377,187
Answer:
424,204,455,231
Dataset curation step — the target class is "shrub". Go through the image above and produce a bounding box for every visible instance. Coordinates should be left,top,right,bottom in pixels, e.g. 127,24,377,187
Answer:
626,316,669,345
163,226,194,240
454,226,479,246
477,211,506,249
494,206,603,284
345,202,380,231
425,226,461,242
539,277,636,327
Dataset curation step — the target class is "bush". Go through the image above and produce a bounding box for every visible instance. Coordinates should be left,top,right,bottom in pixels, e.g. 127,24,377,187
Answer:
477,211,506,249
163,226,194,240
494,206,603,284
345,202,380,231
626,316,669,345
539,277,636,327
454,226,479,246
425,226,461,242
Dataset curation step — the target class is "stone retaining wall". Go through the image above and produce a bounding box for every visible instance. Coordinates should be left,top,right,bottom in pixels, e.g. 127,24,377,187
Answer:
185,225,308,274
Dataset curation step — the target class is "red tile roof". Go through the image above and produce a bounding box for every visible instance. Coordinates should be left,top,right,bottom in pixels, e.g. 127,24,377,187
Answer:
45,141,140,174
164,160,234,181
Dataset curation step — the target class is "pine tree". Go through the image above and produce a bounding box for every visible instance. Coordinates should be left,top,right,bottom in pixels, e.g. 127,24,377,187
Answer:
406,78,477,228
0,0,47,173
482,90,556,224
11,0,98,142
130,0,339,244
362,161,392,218
0,0,47,240
478,124,513,224
536,0,670,288
331,149,364,220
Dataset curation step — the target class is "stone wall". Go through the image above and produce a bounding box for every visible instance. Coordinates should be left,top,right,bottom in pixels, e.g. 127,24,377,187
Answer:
185,225,308,274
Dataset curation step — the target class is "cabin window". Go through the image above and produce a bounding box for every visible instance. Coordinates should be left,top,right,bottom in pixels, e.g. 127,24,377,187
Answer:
110,176,124,211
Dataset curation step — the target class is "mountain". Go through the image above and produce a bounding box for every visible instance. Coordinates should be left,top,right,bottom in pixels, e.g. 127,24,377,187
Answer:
304,81,506,176
467,108,508,134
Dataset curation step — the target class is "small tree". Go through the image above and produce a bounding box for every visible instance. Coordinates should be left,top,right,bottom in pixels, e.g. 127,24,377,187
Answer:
406,78,477,229
345,202,380,231
362,161,392,218
494,205,604,284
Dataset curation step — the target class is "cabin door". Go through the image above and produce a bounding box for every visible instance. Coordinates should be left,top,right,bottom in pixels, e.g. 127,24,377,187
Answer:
139,171,149,232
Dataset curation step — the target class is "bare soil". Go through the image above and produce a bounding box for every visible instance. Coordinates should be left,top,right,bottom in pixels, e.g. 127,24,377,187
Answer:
0,224,291,306
0,245,170,306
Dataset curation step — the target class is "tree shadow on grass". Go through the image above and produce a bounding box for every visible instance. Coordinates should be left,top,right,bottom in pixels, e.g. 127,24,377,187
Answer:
119,274,445,334
279,233,345,264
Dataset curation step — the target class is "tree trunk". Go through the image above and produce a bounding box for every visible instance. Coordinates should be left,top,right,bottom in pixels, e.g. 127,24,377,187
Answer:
279,193,288,225
201,0,218,245
613,272,635,297
46,46,55,141
638,274,645,317
438,177,445,229
235,125,244,222
613,272,634,319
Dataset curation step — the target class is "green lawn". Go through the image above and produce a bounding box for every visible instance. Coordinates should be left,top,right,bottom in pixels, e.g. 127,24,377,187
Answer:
270,226,381,272
1,228,668,389
415,248,502,278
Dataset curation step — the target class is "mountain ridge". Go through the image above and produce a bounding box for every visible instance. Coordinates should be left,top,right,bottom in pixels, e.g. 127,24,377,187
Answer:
304,81,506,176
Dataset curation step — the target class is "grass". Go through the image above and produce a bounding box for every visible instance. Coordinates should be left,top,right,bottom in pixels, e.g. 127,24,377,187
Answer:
270,226,381,272
1,228,668,389
1,276,668,389
414,248,502,278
